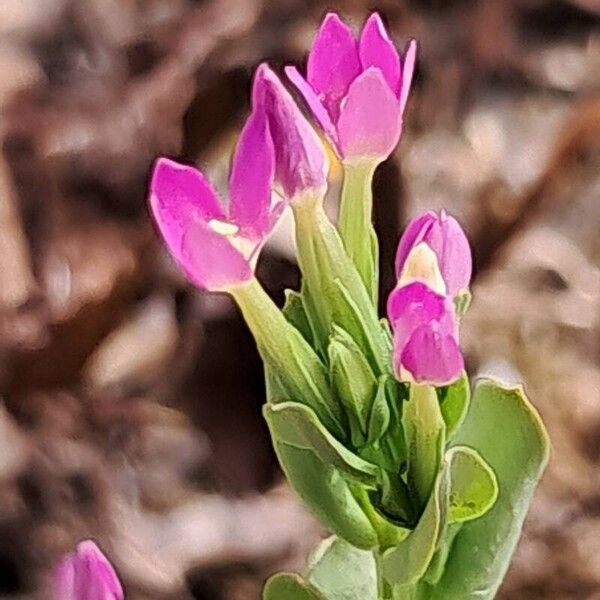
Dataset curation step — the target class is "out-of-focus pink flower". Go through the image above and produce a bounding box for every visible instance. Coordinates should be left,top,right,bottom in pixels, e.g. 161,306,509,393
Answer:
387,281,463,385
395,210,472,296
286,12,417,163
53,540,123,600
149,110,283,292
253,64,329,200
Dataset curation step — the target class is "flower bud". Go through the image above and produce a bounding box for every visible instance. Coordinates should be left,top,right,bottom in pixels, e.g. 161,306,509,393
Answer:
328,326,377,445
53,540,123,600
252,64,329,201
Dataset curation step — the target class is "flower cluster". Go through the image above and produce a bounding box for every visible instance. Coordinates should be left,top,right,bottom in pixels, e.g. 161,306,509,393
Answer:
88,10,546,600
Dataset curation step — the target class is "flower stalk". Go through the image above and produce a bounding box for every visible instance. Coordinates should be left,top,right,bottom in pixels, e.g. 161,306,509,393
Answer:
231,277,346,439
338,160,379,304
404,383,446,509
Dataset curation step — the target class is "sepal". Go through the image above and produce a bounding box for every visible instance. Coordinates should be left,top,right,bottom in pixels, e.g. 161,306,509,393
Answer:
438,372,470,441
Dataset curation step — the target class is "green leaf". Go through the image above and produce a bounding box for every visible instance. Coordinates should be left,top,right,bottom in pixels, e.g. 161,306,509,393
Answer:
381,442,497,590
421,522,462,586
307,536,378,600
372,471,415,527
332,279,390,375
415,447,497,589
438,373,470,441
283,289,315,347
328,326,377,442
274,442,378,549
265,368,377,549
264,402,379,486
382,463,450,586
447,445,498,524
379,318,393,352
426,379,550,599
232,280,345,439
292,200,389,375
361,377,407,476
263,573,324,600
263,537,379,600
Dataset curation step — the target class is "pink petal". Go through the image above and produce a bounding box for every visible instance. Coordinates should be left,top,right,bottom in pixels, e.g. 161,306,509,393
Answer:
285,65,338,146
387,281,461,385
425,210,472,295
53,541,123,600
181,221,253,291
53,557,76,599
307,12,361,123
399,39,417,115
229,109,275,241
394,211,437,278
359,13,401,97
401,324,464,385
253,64,328,200
387,281,451,346
337,67,401,161
149,158,225,265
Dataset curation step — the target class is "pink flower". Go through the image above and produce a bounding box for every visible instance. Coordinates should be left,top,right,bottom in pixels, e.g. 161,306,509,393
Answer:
149,109,283,291
286,12,417,163
395,210,472,296
387,281,463,385
149,65,330,291
253,64,329,200
53,540,123,600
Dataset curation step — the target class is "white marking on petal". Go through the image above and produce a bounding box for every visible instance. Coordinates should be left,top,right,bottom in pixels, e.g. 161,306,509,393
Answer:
398,242,446,294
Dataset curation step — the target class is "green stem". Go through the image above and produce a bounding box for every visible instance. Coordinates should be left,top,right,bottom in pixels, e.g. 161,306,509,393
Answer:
405,384,446,510
230,278,345,438
339,160,379,305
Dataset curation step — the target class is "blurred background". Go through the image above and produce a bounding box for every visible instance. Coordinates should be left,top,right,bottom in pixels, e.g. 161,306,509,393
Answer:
0,0,598,598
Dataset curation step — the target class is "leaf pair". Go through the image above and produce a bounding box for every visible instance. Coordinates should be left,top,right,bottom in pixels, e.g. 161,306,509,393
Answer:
384,380,549,599
264,537,378,600
382,444,498,589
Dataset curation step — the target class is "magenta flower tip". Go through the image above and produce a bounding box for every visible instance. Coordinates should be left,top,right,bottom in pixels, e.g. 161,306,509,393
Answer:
359,13,402,97
288,11,417,162
252,63,328,200
395,210,472,295
400,39,418,113
387,281,463,385
53,540,123,600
